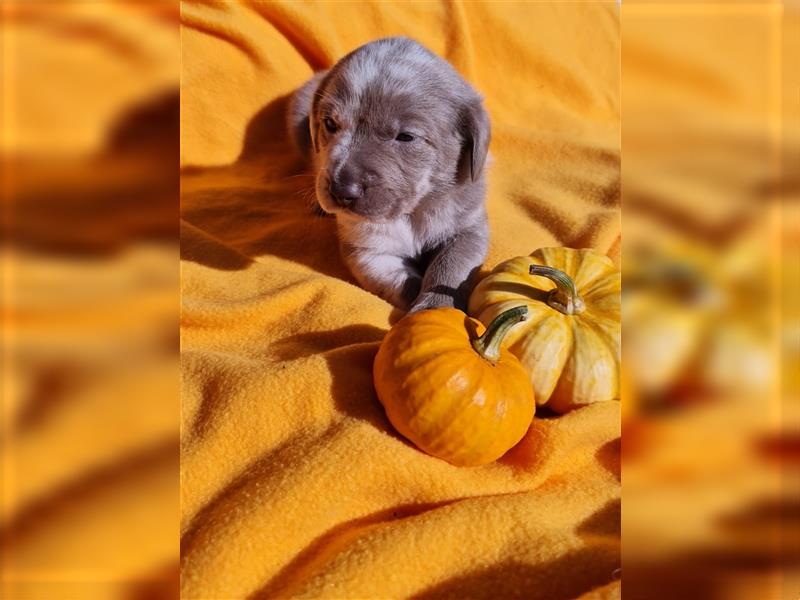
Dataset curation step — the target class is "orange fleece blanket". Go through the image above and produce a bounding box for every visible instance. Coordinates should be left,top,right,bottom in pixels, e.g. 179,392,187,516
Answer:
180,2,621,598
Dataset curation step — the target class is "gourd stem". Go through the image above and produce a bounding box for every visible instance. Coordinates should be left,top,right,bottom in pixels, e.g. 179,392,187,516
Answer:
529,265,585,315
472,305,528,363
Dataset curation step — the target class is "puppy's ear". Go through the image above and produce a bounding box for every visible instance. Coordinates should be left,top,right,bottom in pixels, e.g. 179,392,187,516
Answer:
309,69,338,155
309,91,321,155
458,99,491,182
287,70,329,158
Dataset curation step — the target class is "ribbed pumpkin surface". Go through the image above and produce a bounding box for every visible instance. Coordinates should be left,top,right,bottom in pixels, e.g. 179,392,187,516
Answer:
469,248,620,413
373,308,535,466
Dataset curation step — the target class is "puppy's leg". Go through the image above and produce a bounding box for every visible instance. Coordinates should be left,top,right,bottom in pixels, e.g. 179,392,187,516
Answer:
344,252,422,310
287,70,328,159
409,229,488,313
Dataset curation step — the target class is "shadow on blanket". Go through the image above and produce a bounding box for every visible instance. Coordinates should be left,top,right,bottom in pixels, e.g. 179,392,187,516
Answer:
272,326,403,435
237,93,293,163
596,437,621,482
410,545,619,600
180,95,354,283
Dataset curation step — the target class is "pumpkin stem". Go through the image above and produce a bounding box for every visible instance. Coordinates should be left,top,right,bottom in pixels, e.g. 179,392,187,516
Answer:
472,305,528,363
528,265,586,315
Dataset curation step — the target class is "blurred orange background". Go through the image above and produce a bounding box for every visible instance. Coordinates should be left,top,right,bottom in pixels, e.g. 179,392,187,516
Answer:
621,2,797,598
2,2,179,598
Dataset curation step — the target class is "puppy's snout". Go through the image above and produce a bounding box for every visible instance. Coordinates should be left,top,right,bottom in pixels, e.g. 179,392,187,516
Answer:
329,169,364,207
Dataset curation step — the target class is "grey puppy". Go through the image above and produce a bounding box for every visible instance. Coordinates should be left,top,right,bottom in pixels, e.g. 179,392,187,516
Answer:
287,36,490,312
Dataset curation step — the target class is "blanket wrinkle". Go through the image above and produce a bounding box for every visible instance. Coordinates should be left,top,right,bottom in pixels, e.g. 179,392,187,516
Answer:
181,9,265,69
252,499,464,599
181,219,255,270
409,544,618,600
181,1,620,598
271,325,387,361
244,2,337,71
441,1,475,81
182,423,348,541
577,499,621,540
280,474,618,600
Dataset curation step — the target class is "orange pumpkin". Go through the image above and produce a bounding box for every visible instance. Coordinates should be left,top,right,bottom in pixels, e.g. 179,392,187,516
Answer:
373,307,535,466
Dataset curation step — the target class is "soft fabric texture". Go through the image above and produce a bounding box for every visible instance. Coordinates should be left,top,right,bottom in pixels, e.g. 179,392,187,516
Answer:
180,2,621,598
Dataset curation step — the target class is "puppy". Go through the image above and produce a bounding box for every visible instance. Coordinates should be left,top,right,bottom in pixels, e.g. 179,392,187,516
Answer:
288,37,490,312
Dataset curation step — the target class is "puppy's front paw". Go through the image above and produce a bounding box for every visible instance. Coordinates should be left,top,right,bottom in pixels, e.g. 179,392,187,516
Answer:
397,276,422,310
407,290,456,314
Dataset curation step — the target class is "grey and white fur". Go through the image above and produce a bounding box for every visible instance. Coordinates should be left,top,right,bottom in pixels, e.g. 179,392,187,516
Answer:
287,37,490,312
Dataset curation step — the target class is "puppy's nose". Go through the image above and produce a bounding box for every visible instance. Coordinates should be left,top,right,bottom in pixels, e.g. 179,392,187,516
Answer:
329,171,363,207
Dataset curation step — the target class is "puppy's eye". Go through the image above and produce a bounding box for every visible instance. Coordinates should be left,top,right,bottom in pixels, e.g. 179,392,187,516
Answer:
323,117,338,133
395,132,415,142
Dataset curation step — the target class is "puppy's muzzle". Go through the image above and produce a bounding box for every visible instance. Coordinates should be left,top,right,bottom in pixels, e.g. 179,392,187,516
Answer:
328,169,364,208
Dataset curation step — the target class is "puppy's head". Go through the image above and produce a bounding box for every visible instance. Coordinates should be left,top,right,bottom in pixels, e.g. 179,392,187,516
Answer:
309,37,490,221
